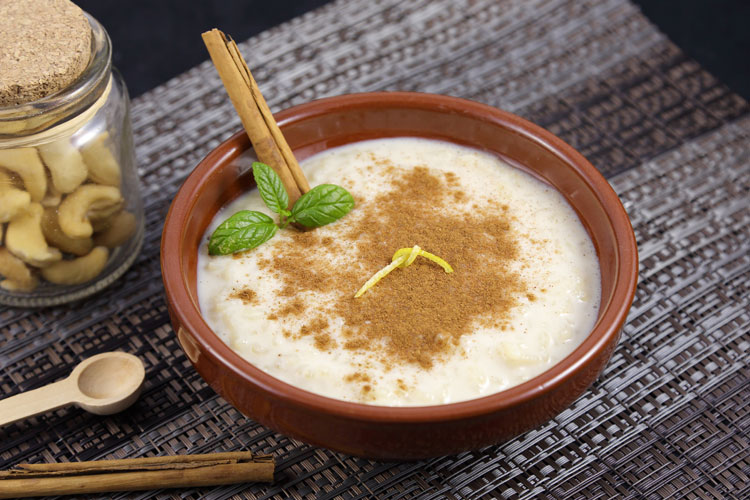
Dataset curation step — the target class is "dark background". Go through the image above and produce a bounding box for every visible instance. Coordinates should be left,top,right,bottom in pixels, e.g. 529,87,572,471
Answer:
76,0,749,101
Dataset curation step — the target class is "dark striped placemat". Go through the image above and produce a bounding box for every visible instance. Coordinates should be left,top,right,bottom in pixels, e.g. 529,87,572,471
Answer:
1,0,748,498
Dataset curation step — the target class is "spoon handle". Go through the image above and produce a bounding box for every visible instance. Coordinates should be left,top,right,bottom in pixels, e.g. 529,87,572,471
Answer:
0,379,75,427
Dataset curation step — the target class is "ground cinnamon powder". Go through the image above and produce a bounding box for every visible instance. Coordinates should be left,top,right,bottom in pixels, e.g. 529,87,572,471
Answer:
256,160,530,385
229,287,257,305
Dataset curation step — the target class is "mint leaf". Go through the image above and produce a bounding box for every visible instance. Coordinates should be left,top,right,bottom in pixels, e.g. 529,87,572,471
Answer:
252,162,289,215
290,184,354,227
208,210,278,255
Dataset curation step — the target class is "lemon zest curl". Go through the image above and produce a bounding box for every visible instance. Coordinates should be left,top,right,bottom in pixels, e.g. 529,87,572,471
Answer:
354,245,453,298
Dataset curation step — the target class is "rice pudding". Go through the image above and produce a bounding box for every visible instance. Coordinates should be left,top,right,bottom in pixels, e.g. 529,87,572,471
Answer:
197,138,601,406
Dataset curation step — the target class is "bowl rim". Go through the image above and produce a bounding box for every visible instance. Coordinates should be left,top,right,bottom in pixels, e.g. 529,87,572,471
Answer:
161,91,638,424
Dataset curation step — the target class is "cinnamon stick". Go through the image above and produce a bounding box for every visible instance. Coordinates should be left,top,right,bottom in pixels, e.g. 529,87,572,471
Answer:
226,41,311,194
0,452,273,498
202,28,309,205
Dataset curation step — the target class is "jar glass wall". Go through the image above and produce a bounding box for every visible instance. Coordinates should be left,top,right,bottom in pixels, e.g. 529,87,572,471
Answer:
0,14,143,307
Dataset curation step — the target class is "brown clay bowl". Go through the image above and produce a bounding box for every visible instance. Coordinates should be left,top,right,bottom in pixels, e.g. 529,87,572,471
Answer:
161,92,638,460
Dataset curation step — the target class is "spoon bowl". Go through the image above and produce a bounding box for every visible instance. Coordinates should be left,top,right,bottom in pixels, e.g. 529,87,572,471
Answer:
71,352,146,415
0,351,145,427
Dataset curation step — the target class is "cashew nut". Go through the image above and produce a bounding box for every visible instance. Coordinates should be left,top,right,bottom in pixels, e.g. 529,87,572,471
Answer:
0,169,31,222
89,203,124,233
41,246,109,285
57,184,123,238
41,183,63,208
38,139,88,193
0,148,47,201
6,203,62,267
94,211,137,248
41,207,94,256
90,211,117,233
0,248,38,291
80,132,121,187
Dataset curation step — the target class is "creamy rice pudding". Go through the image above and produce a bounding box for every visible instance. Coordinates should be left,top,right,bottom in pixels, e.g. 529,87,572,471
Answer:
197,138,601,406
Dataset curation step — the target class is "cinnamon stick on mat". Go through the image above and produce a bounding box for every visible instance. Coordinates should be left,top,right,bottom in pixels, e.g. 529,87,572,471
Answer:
202,28,309,206
0,452,274,498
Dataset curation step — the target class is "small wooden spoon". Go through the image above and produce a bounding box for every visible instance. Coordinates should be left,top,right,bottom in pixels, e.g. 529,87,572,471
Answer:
0,352,145,427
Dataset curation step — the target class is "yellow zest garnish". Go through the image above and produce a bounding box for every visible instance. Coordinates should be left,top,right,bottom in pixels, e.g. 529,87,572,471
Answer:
391,246,454,273
354,245,453,298
393,245,422,267
353,255,407,298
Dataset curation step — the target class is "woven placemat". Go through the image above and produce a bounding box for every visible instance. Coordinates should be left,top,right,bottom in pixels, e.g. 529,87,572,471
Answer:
1,0,748,498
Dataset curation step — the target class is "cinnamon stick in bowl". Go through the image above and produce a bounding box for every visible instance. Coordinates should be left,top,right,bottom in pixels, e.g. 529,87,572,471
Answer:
202,28,309,206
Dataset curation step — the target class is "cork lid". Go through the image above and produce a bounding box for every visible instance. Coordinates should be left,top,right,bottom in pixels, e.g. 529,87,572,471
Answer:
0,0,92,107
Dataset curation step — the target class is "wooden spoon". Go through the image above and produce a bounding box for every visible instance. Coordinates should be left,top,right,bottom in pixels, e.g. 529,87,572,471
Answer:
0,352,145,427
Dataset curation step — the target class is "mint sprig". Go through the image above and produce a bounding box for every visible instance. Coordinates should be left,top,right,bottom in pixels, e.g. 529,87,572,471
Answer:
207,162,354,255
208,210,277,255
290,184,355,227
252,162,289,216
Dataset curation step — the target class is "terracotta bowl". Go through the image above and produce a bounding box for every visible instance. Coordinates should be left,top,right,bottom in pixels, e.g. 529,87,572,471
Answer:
161,92,638,460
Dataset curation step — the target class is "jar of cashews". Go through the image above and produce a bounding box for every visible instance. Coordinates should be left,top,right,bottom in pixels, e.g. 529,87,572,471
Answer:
0,0,143,306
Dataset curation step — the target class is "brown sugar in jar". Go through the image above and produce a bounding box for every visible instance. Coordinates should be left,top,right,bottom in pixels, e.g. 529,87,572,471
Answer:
0,0,143,306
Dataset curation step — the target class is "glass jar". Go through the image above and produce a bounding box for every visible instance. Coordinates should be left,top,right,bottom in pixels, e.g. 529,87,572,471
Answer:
0,14,143,307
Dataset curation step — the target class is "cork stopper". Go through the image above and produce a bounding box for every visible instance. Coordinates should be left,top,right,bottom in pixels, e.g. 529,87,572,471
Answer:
0,0,92,107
